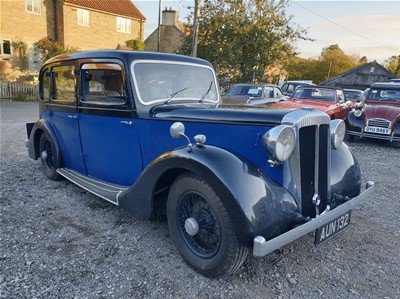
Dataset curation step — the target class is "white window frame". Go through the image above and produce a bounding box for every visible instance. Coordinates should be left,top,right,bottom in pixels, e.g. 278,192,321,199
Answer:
1,39,12,57
26,0,41,14
77,8,90,27
116,17,132,34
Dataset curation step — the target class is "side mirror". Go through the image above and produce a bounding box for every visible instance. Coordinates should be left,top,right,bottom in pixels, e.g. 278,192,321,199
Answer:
170,122,185,139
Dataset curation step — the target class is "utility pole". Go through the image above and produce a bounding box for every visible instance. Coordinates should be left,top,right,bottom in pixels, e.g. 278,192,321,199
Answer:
157,0,162,52
191,0,200,57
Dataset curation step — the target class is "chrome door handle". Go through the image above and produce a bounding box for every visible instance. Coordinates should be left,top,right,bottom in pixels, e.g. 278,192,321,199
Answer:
120,121,133,126
68,115,77,119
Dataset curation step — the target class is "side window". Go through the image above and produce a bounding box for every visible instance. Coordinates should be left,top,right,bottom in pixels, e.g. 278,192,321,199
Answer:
52,65,76,102
337,90,345,103
80,63,126,105
39,68,51,101
275,87,283,97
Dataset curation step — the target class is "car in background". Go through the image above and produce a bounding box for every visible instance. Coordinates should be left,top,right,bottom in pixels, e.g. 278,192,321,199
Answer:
388,78,400,83
344,89,365,105
280,81,314,97
346,82,400,142
222,83,286,106
271,86,353,120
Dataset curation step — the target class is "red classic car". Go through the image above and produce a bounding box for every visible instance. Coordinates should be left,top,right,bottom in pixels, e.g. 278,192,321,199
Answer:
271,86,353,120
345,82,400,142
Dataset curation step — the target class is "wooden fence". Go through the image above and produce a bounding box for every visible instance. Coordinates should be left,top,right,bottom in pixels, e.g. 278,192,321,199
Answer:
0,82,39,101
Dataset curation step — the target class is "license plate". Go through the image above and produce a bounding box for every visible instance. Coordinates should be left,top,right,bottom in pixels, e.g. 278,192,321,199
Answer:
315,211,352,246
364,126,391,135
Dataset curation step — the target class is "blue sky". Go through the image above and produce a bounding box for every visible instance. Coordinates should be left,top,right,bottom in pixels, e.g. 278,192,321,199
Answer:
134,1,400,63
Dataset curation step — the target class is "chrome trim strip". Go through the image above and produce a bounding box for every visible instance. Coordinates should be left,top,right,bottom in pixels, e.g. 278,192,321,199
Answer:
314,124,319,199
59,168,128,190
57,169,129,205
253,181,374,257
281,108,330,129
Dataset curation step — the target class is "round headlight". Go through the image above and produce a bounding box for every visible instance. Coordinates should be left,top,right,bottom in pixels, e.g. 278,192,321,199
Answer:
354,109,363,118
263,125,296,162
330,119,346,149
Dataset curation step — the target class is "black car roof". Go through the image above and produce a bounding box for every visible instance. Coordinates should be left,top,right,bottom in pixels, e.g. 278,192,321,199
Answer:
370,82,400,90
44,50,213,68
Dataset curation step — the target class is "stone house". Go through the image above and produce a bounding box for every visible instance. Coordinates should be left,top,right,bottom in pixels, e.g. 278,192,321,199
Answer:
145,7,185,54
321,61,394,90
0,0,145,81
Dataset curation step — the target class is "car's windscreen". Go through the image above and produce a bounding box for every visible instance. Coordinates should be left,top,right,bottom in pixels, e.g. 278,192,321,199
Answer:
227,85,262,97
368,88,400,101
293,88,336,102
132,61,218,105
344,91,363,100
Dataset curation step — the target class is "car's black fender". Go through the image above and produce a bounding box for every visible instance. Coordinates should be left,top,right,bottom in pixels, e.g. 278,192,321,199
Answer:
345,111,364,133
331,143,361,202
118,144,299,247
27,119,63,169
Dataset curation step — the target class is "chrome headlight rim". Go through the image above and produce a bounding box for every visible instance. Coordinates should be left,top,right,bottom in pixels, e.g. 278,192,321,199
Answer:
354,109,363,118
330,119,346,149
263,125,296,162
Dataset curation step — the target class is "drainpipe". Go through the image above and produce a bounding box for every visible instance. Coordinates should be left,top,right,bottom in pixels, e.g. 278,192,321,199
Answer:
53,0,58,41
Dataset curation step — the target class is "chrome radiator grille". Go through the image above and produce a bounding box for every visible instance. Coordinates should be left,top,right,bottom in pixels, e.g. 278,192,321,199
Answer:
282,109,331,218
298,125,329,217
368,118,391,128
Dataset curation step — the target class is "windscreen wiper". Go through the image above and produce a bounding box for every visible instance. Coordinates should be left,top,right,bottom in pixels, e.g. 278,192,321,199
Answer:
165,88,188,104
199,81,214,102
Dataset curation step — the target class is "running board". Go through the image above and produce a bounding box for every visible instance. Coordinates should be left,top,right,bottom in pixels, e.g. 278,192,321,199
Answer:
57,168,129,205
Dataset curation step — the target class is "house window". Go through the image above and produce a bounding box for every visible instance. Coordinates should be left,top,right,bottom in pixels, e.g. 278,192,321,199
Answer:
116,17,131,34
26,0,41,14
1,40,12,56
77,8,90,26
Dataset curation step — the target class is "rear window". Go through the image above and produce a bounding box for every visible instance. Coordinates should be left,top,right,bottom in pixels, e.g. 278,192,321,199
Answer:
80,63,127,105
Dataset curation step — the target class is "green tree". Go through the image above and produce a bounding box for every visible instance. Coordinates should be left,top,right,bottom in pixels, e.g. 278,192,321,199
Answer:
125,39,145,51
34,37,78,60
384,55,400,78
180,0,308,83
282,56,316,82
283,44,362,84
320,44,359,81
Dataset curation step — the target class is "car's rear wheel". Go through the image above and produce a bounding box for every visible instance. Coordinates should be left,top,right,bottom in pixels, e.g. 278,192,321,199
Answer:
39,132,62,181
167,173,248,278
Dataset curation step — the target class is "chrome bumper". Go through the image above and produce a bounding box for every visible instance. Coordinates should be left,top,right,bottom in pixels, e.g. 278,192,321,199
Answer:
253,181,374,257
348,131,400,142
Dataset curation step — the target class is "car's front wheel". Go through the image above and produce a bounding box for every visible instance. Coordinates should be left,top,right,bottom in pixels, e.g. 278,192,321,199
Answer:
39,132,62,181
167,173,248,278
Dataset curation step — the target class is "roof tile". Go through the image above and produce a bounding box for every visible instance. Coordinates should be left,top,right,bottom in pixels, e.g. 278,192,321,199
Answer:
64,0,146,20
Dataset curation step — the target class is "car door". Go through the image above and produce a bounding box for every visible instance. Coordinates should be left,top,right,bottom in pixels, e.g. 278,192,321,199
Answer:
77,60,142,186
45,63,86,174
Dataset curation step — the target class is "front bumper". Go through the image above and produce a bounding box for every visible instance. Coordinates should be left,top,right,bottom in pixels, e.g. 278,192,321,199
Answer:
253,181,374,257
348,130,400,142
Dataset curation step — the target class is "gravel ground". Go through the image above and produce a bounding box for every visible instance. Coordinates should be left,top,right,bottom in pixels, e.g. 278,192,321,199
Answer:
1,99,399,299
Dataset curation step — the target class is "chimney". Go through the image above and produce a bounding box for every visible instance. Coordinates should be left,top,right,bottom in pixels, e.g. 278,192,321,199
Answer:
162,7,179,27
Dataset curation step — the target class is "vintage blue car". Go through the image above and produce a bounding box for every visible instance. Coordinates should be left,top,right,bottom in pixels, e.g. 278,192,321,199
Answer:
26,50,374,278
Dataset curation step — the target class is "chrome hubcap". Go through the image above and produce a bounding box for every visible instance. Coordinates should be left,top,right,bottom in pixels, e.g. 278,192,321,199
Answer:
41,150,48,160
184,217,199,236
